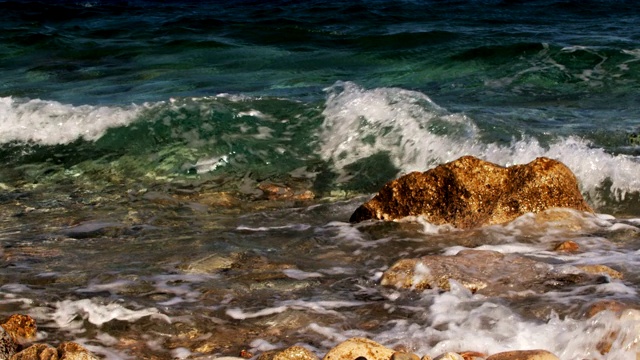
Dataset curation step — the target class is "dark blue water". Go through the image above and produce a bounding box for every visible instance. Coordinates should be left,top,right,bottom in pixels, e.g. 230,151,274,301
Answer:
1,2,640,359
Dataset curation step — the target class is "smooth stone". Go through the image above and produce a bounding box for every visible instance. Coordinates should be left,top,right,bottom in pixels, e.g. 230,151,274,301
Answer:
323,338,395,360
350,156,592,228
258,346,319,360
486,350,559,360
434,353,464,360
391,352,420,360
575,264,623,279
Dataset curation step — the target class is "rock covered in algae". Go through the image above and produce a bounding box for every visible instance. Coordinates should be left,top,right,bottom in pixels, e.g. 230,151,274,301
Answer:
322,338,395,360
485,349,559,360
350,156,592,228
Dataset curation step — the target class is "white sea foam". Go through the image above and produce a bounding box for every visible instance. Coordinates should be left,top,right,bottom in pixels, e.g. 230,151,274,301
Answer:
0,96,144,145
318,82,640,201
51,299,170,330
282,269,324,280
369,283,640,359
226,299,365,320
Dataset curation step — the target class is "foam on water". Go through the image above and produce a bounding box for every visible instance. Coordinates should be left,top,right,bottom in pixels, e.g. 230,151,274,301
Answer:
318,82,640,201
372,283,639,359
0,97,143,145
51,299,170,328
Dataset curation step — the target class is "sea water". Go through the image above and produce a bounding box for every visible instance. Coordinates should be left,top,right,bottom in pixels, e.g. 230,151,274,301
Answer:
0,1,639,359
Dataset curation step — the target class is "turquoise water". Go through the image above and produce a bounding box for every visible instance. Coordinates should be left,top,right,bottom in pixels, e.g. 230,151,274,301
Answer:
1,1,640,359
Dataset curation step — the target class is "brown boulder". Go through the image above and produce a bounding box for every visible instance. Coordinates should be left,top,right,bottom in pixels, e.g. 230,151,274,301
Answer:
350,156,592,228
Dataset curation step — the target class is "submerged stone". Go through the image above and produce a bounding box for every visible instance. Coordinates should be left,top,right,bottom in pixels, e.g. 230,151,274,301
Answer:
350,156,592,228
485,350,559,360
380,250,617,295
258,345,319,360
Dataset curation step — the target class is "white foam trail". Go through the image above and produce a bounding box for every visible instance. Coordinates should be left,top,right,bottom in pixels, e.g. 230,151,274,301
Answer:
318,82,640,201
52,299,170,329
0,97,144,144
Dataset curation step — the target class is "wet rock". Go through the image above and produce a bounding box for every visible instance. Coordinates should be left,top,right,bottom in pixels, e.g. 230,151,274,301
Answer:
56,342,99,360
350,156,592,228
485,350,559,360
323,338,395,360
1,315,37,344
575,264,623,279
584,300,631,318
11,344,58,360
459,352,486,360
434,353,464,360
380,250,608,295
1,326,18,360
381,250,549,293
553,240,579,252
390,352,420,360
180,253,239,274
258,346,319,360
257,183,315,201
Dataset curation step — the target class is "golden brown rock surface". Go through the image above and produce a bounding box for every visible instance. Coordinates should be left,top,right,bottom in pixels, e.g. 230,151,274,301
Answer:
322,338,395,360
485,350,559,360
1,315,37,344
349,156,592,228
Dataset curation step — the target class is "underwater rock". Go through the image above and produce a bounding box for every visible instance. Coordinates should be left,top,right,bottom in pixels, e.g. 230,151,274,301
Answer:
459,352,486,360
575,264,623,280
380,250,612,295
485,350,558,360
553,240,579,252
323,338,395,360
350,156,592,228
258,345,319,360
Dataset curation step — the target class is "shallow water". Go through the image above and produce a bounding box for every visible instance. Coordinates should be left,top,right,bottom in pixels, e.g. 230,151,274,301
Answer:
1,1,640,359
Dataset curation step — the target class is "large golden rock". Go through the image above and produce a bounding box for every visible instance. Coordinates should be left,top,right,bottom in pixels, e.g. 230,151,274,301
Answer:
349,156,592,228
